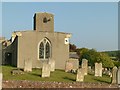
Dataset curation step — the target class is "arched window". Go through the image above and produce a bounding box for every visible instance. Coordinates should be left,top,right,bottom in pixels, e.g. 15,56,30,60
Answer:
39,38,51,59
39,42,44,59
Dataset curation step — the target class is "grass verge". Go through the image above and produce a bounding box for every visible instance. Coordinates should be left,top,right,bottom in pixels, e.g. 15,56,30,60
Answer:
2,65,111,83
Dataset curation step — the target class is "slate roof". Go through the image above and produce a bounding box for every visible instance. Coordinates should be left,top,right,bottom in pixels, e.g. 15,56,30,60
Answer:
69,52,79,59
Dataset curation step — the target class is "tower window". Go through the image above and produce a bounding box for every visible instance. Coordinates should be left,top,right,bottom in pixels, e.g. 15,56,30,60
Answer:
39,38,51,59
43,17,48,23
43,17,51,23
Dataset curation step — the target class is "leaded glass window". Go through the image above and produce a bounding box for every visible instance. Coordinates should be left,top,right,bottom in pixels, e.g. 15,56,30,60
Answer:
45,42,50,58
39,38,51,59
39,42,44,58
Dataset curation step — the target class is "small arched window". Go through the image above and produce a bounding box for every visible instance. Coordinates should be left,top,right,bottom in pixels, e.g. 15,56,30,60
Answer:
39,38,51,59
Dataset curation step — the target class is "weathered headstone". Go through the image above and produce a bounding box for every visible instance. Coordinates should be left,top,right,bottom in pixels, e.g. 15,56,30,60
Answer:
0,44,2,90
107,68,112,77
88,66,92,73
65,61,73,72
68,58,79,70
42,63,51,78
112,66,117,84
103,68,107,74
24,59,32,72
81,59,88,75
49,60,55,72
110,73,112,77
117,67,120,84
95,62,102,77
76,68,84,82
11,69,24,75
106,70,112,77
0,73,2,90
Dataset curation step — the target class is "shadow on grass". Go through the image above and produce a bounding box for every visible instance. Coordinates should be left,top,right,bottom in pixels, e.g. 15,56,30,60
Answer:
63,76,76,81
32,68,42,71
93,78,111,84
30,73,41,77
3,64,16,67
55,69,65,72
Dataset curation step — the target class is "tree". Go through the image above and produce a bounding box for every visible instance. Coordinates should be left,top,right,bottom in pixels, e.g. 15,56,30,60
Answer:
78,48,97,66
79,48,114,68
100,52,114,68
112,60,120,67
77,48,89,58
69,43,77,52
117,50,120,61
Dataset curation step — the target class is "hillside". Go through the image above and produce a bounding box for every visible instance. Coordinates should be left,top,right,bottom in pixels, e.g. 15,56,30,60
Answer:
101,50,119,59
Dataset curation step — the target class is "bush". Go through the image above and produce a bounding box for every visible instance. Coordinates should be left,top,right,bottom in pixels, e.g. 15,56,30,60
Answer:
79,48,114,68
112,60,120,68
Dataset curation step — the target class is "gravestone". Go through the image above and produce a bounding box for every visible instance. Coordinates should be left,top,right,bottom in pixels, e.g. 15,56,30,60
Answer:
95,62,102,77
117,67,120,84
42,63,51,78
103,68,108,75
0,44,2,90
112,66,117,84
65,61,73,72
0,73,2,90
76,68,84,82
88,66,92,73
68,58,79,70
106,70,112,77
11,69,24,75
48,60,55,72
24,59,32,72
81,59,88,75
107,68,112,77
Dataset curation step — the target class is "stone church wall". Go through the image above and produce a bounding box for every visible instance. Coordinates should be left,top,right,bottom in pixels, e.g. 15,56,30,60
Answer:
17,31,69,70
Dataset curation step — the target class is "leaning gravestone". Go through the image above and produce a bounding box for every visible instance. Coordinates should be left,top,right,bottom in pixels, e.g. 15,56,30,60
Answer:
95,62,102,77
65,61,73,72
24,59,32,72
0,44,2,90
49,60,55,72
117,67,120,84
81,59,88,75
0,73,2,90
76,68,84,82
42,63,51,78
112,66,117,84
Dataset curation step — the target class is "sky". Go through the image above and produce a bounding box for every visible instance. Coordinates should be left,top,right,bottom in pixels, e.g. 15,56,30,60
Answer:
1,0,120,2
1,2,118,51
0,3,2,37
119,1,120,50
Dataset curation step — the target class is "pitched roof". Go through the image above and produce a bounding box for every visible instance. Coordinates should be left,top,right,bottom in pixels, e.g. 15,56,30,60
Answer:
69,52,79,59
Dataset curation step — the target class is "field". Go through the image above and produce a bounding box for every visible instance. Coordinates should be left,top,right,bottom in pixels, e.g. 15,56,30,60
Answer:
2,65,111,83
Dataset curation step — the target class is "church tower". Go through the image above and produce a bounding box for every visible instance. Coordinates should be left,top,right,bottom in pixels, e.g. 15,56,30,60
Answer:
33,12,54,32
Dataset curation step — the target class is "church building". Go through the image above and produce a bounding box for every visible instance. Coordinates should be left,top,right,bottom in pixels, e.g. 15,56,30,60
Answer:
3,12,74,70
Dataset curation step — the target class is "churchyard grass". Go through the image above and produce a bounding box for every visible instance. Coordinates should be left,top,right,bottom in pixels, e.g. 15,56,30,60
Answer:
84,74,111,83
2,65,111,83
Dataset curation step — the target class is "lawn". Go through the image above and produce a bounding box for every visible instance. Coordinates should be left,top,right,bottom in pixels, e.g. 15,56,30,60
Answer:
2,65,111,83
